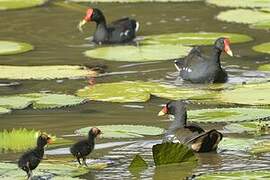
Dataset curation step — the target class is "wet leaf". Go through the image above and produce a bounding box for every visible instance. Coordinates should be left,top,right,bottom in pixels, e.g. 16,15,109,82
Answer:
216,9,270,25
207,0,270,8
0,41,33,55
142,32,252,46
217,82,270,105
152,142,197,166
253,42,270,54
251,20,270,30
218,137,255,152
0,65,96,80
84,44,192,62
128,154,148,170
188,108,270,123
197,170,270,180
0,107,11,115
224,121,270,135
250,140,270,154
75,125,165,138
69,0,201,2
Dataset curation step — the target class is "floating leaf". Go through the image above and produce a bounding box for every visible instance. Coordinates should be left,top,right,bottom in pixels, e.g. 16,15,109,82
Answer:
69,0,201,2
198,171,270,180
218,137,255,152
0,107,11,115
84,44,192,62
188,108,270,123
0,65,96,80
0,162,87,179
216,9,270,25
142,32,252,46
250,140,270,154
224,121,270,135
152,142,197,166
128,154,148,170
0,41,33,55
75,125,165,139
253,42,270,54
206,0,270,8
258,64,270,71
0,96,33,109
217,82,270,105
77,81,215,103
251,20,270,30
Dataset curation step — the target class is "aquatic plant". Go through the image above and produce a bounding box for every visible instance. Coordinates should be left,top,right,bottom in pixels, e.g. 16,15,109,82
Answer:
0,0,48,10
206,0,270,8
253,42,270,54
0,41,33,55
197,170,270,179
224,121,270,135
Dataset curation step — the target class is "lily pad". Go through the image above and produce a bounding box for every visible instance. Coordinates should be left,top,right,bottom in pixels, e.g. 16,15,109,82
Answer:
224,121,270,135
258,64,270,71
75,125,165,139
128,154,148,170
0,107,11,115
198,170,270,180
251,140,270,154
218,137,255,152
152,142,197,166
0,65,96,80
217,82,270,105
216,9,270,25
0,41,33,55
251,20,270,30
253,42,270,54
0,162,87,179
77,81,215,103
206,0,270,8
69,0,201,2
84,44,192,62
188,108,270,123
142,32,253,46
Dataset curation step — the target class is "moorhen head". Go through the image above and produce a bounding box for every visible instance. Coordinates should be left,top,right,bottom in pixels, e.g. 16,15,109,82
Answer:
70,127,102,167
78,7,139,44
18,133,52,180
214,37,233,57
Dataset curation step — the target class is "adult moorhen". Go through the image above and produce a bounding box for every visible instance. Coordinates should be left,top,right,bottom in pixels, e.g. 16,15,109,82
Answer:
70,127,101,167
175,37,233,83
78,8,139,44
18,134,52,180
158,100,223,152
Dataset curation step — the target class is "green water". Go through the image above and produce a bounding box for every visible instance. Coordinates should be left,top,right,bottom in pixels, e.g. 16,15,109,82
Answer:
0,1,270,179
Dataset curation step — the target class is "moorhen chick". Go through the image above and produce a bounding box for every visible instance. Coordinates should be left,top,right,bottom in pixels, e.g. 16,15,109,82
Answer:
78,8,139,44
70,127,101,167
18,134,52,180
175,37,233,83
158,100,223,152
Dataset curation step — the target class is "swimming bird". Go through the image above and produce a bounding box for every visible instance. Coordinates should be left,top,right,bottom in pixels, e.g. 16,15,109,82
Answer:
175,37,233,83
78,8,139,44
18,134,52,180
70,127,101,166
158,100,223,152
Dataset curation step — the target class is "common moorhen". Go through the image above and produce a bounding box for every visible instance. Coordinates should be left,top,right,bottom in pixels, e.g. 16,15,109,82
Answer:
175,37,233,83
18,134,52,180
158,100,223,152
78,8,139,44
70,127,101,167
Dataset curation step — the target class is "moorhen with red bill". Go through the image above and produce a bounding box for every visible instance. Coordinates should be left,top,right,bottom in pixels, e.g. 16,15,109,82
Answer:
78,8,139,44
175,37,233,83
158,100,223,152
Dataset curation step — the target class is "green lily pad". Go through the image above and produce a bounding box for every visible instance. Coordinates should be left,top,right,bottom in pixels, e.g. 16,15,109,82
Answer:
142,32,253,46
128,154,148,171
69,0,201,2
188,108,270,123
224,121,270,135
0,41,33,55
0,0,48,10
198,170,270,180
253,42,270,54
77,81,215,103
0,65,96,80
258,64,270,71
75,125,165,139
152,142,197,166
251,20,270,30
84,44,192,62
217,82,270,105
251,140,270,154
0,96,33,109
0,162,87,179
0,107,11,115
218,137,255,152
206,0,270,8
216,9,270,25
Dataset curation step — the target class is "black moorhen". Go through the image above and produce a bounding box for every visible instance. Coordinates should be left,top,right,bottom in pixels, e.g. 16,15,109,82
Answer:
175,37,233,83
158,100,223,152
70,127,101,167
78,8,139,44
18,134,52,180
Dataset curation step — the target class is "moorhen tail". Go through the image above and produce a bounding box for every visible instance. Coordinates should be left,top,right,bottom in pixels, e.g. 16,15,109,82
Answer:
70,127,101,167
78,8,139,44
158,100,223,152
18,134,52,180
175,37,233,83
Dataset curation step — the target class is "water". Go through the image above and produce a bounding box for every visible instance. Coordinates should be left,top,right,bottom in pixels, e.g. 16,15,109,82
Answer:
0,1,270,179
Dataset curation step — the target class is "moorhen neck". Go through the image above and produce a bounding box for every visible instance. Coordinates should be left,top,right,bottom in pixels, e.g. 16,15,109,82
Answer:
18,134,52,180
175,37,233,84
78,8,139,44
158,100,223,152
70,127,101,167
